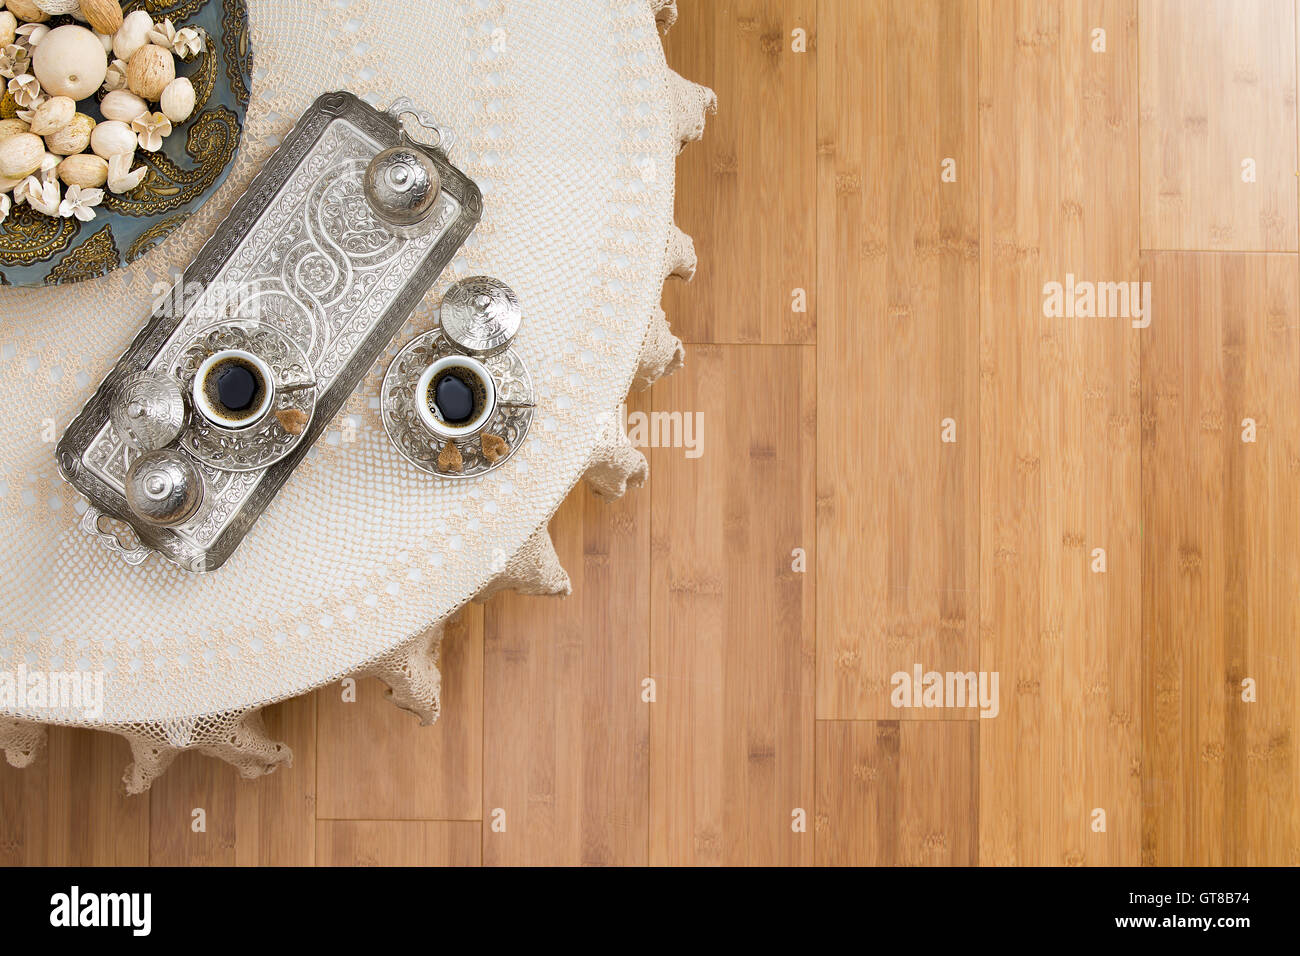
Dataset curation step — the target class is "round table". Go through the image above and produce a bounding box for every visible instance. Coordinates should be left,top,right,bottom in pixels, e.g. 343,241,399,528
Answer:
0,0,710,791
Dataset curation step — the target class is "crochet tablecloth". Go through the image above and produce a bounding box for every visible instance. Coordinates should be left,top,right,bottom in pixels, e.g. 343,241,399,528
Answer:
0,0,711,791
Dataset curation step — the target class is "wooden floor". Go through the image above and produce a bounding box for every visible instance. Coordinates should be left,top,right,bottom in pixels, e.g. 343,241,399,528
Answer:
5,0,1300,865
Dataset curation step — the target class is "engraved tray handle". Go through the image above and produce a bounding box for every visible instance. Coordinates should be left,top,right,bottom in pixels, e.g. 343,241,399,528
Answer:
79,507,155,566
387,97,457,154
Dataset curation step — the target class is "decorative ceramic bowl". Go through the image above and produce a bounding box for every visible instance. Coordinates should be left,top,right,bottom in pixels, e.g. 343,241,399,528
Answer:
0,0,251,287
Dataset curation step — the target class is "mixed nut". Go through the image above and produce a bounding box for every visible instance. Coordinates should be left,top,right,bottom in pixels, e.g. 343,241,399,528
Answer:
0,0,203,225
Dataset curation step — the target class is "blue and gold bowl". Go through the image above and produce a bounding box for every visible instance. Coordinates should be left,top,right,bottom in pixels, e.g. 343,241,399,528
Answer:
0,0,251,287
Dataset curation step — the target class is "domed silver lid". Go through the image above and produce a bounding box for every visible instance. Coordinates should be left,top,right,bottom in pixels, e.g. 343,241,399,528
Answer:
125,449,204,528
364,142,442,228
110,370,188,451
439,276,522,356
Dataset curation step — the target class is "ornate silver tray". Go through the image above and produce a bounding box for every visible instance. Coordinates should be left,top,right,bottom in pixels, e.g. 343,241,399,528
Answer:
382,328,534,478
55,91,483,572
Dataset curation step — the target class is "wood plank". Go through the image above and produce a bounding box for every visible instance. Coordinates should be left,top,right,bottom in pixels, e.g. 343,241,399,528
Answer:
1139,0,1297,251
148,749,238,865
0,736,50,866
1140,251,1300,865
482,393,651,865
662,0,817,344
648,344,815,865
978,0,1142,866
2,727,151,866
316,611,482,821
234,694,316,865
45,728,149,865
316,821,481,866
815,720,977,865
149,695,315,865
815,0,980,719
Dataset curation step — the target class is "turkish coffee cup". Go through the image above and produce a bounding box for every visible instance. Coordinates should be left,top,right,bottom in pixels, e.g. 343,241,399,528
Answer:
415,355,497,441
192,349,277,434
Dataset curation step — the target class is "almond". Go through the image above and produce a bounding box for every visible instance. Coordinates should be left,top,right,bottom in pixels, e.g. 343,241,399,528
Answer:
159,76,194,123
112,10,153,61
100,89,148,123
5,2,50,23
80,0,125,36
89,118,134,157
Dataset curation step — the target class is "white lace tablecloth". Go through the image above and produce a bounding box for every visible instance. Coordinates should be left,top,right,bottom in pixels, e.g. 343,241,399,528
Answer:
0,0,710,790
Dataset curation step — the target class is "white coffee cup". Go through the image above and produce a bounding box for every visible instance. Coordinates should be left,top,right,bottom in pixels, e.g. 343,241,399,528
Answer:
415,355,497,440
192,349,276,433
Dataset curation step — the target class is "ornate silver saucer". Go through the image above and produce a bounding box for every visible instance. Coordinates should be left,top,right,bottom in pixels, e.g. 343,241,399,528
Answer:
169,321,317,473
382,328,534,478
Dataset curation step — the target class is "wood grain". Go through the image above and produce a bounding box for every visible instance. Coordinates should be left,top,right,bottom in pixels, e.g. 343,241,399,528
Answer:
149,694,315,865
815,0,980,720
317,821,481,866
1140,252,1300,865
45,728,150,865
815,720,978,865
662,0,817,344
0,757,49,865
978,0,1142,866
317,611,482,821
10,0,1300,869
648,344,816,865
1139,0,1297,251
481,397,651,865
0,729,149,866
233,695,316,865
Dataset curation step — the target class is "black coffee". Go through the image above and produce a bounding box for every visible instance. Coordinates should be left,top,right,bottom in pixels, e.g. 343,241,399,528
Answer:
429,365,486,425
204,356,266,421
